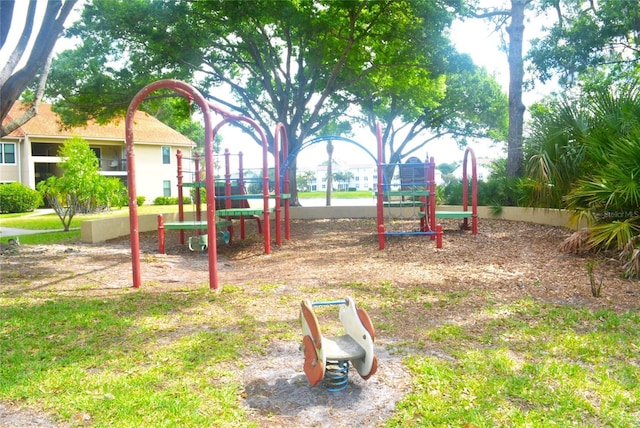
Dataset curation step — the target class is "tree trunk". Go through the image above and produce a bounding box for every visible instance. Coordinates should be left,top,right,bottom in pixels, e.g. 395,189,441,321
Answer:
506,0,527,177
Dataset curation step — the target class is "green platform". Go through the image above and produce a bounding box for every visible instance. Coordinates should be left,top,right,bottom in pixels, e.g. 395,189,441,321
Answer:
163,220,232,230
417,211,474,219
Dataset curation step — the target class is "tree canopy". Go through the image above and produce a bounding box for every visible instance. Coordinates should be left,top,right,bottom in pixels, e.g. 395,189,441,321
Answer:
48,0,508,203
528,0,640,88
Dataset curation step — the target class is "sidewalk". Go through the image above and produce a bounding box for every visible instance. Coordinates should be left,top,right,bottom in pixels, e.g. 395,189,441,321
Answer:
0,209,66,237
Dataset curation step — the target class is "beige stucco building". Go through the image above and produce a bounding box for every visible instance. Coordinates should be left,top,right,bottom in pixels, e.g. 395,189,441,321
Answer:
0,102,195,202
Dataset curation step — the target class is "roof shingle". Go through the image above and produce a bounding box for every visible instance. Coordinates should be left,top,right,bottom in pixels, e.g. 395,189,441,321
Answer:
4,102,194,147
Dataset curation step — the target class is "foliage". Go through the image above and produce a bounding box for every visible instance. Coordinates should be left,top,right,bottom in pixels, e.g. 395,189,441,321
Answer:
362,50,509,182
136,195,146,206
48,0,480,204
521,101,589,209
528,0,640,87
296,170,316,192
524,80,640,275
441,159,523,207
153,196,191,206
36,137,127,231
0,182,42,213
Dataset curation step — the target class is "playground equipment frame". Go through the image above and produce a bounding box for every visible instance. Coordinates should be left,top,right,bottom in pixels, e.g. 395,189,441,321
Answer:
126,79,289,290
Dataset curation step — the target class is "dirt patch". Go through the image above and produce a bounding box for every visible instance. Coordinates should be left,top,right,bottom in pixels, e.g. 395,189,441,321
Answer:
1,218,638,426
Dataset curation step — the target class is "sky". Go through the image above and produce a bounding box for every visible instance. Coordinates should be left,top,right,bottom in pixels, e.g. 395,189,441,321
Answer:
2,1,555,172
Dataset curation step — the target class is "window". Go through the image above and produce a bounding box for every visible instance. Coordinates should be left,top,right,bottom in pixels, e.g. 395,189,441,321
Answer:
163,180,171,197
162,146,170,164
0,143,15,164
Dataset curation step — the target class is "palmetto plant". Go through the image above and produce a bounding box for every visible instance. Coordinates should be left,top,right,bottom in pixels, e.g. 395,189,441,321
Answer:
524,80,640,276
522,102,589,209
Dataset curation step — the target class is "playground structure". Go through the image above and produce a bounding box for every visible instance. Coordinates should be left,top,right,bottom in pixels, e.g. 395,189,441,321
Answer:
157,147,291,253
375,123,478,250
125,79,291,290
126,80,476,289
300,297,378,392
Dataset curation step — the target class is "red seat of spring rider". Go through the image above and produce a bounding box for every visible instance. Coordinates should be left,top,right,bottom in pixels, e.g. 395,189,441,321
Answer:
299,297,378,390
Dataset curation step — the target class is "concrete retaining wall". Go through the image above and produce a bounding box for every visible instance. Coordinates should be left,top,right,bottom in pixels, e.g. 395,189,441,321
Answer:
80,205,578,244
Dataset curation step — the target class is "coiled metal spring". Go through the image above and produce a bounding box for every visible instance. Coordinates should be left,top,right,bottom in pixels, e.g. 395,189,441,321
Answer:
324,360,350,392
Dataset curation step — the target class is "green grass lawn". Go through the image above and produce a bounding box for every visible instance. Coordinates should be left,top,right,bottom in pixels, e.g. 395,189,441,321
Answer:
1,202,639,426
0,206,181,245
1,286,638,427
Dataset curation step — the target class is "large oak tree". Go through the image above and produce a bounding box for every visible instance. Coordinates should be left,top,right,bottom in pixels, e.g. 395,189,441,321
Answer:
0,0,78,137
49,0,506,202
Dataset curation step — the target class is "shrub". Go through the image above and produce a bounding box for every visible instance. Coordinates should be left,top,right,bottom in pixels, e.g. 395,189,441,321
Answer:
0,182,42,213
153,196,191,205
153,196,170,205
136,196,146,206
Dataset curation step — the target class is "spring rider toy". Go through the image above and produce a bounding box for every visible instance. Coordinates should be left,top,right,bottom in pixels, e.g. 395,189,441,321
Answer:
299,296,378,392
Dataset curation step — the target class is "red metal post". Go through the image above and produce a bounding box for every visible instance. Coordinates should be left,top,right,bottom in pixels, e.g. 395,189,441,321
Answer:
176,150,185,245
262,120,271,255
429,156,436,239
435,223,443,249
421,157,429,232
223,148,234,244
376,122,385,250
157,215,165,254
274,124,282,246
238,151,246,240
194,152,202,222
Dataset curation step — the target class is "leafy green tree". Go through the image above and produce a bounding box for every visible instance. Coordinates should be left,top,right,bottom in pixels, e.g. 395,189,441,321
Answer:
48,0,467,205
437,162,459,175
528,0,640,88
37,136,126,230
296,170,316,192
333,171,355,191
359,49,508,184
0,0,78,136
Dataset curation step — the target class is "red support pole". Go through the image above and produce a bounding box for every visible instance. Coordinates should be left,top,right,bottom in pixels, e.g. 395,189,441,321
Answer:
194,152,202,223
375,122,385,250
429,156,436,239
157,215,165,254
262,123,271,255
435,223,443,249
420,159,428,232
274,125,282,246
176,150,185,245
224,148,234,244
238,151,246,240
